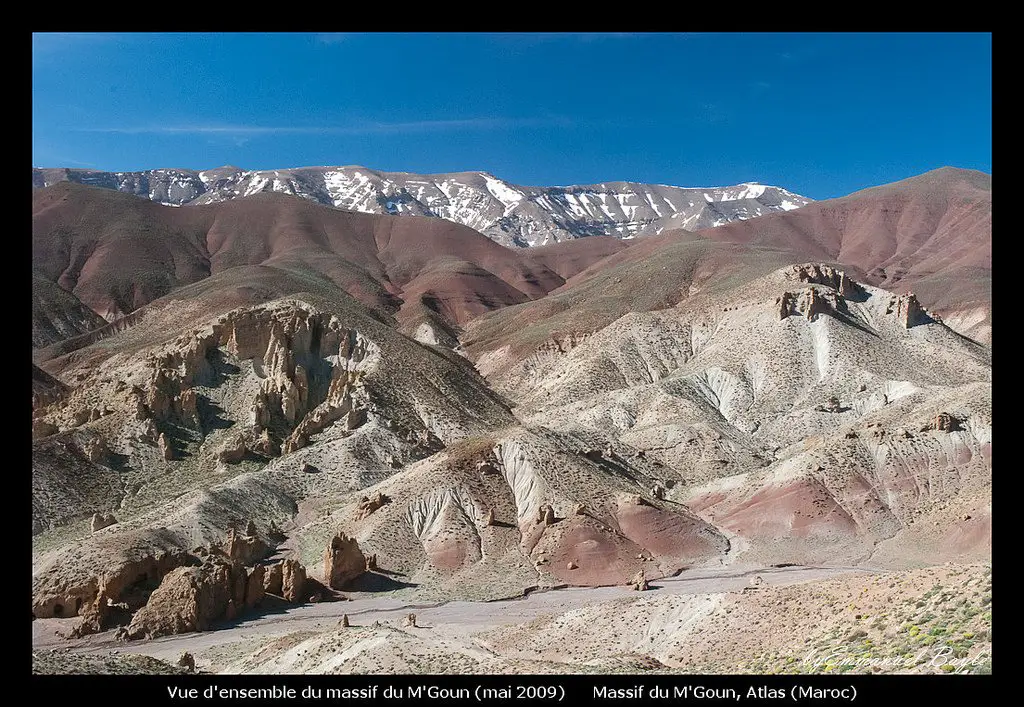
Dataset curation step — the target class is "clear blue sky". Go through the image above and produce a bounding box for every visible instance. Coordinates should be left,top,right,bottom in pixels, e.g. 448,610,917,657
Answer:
32,32,991,200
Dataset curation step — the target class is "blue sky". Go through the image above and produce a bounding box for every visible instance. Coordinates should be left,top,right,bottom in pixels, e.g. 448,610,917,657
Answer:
32,32,991,200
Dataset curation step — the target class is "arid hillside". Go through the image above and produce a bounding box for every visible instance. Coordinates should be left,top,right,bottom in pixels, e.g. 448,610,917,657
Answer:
31,170,991,674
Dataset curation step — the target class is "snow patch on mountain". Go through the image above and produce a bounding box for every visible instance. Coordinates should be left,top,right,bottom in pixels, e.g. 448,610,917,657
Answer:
32,165,814,248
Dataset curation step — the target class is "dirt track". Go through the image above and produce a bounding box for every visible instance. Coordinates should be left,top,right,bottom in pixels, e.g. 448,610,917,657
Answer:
32,564,869,665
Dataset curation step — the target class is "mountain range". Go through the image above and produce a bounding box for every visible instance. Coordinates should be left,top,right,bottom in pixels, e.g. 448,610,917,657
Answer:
32,165,811,247
30,165,992,675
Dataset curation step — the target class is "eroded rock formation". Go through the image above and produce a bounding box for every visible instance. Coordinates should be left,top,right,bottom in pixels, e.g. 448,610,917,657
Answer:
215,436,247,464
887,293,929,328
125,556,249,639
926,412,962,433
777,287,843,322
355,492,391,521
80,435,108,464
90,513,117,533
789,264,864,299
324,532,366,590
158,433,174,461
628,569,648,591
221,526,270,566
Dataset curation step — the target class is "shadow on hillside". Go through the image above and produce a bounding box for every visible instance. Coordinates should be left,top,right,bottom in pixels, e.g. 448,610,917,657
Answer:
344,571,419,593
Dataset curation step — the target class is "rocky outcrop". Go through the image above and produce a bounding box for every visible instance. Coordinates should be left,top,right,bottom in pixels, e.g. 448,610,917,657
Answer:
355,492,391,521
281,560,307,602
33,548,191,623
777,287,843,322
887,293,929,328
244,565,265,609
476,461,499,476
789,264,864,299
158,433,174,461
815,396,844,413
926,412,962,433
125,556,249,639
90,513,117,533
221,526,270,566
324,532,366,590
628,569,648,591
112,303,379,461
250,429,278,457
215,436,247,464
79,435,108,464
263,559,307,603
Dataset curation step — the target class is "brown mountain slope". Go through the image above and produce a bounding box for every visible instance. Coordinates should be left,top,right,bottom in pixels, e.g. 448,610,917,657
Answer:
463,229,812,379
31,183,570,335
32,274,108,349
698,167,991,342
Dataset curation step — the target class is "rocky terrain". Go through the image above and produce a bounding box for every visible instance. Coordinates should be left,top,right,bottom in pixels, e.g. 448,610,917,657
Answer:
32,165,811,247
31,167,991,675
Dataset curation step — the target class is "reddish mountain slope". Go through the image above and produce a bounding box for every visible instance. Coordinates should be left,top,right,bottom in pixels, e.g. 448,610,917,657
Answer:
699,167,991,341
32,183,568,332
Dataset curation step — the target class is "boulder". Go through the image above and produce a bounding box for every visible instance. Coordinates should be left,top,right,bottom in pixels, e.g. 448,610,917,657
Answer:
177,652,195,672
537,504,555,526
90,512,117,533
215,436,247,464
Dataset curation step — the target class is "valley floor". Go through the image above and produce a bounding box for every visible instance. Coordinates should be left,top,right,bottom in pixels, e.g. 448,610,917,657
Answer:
32,562,991,675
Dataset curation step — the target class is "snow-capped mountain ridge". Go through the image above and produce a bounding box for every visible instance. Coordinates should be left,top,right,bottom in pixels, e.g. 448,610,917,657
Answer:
32,165,813,247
